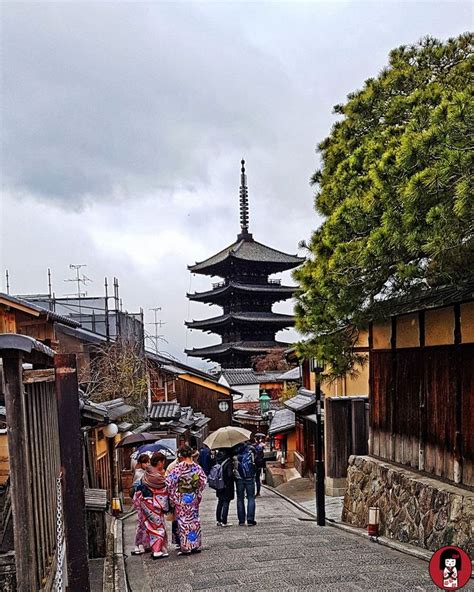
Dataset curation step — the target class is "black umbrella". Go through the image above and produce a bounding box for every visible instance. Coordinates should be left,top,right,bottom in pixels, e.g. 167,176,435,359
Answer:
115,432,159,448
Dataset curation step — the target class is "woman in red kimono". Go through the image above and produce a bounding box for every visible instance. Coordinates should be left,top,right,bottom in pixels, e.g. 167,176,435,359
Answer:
134,452,170,559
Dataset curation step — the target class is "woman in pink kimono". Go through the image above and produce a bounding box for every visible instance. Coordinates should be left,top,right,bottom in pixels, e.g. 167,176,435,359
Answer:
166,445,207,556
134,453,170,559
131,454,151,555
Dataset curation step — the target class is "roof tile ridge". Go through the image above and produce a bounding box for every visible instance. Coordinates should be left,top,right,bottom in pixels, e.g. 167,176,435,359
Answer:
247,238,303,259
189,238,241,269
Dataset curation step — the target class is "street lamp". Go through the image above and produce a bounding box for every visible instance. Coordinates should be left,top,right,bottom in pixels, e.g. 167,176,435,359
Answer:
259,389,271,415
309,357,325,526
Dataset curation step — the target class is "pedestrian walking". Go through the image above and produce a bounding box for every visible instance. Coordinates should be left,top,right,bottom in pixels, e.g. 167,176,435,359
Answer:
233,442,257,526
254,438,265,497
130,453,151,555
165,451,183,551
133,453,151,482
133,452,170,559
166,445,207,555
208,449,234,526
197,444,212,476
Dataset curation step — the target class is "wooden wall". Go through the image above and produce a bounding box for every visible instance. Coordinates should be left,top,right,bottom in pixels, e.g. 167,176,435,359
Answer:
0,434,8,486
175,380,232,431
369,302,474,487
325,397,368,480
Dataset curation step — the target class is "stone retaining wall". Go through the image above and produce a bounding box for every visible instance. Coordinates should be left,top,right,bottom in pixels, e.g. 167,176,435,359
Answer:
0,553,16,591
343,455,474,555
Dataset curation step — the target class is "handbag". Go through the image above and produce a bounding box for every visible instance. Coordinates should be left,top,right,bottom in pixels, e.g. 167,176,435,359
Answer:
165,510,175,522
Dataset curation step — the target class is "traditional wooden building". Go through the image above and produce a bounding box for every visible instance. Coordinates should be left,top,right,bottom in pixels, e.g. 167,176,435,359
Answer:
368,282,473,486
284,342,369,495
148,401,211,449
147,352,234,431
186,160,303,368
343,281,474,553
0,292,80,346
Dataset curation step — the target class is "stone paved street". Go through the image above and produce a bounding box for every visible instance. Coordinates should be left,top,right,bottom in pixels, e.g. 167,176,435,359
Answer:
123,486,441,591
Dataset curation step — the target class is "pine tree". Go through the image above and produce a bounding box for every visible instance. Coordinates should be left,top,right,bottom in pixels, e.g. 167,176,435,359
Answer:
295,33,474,375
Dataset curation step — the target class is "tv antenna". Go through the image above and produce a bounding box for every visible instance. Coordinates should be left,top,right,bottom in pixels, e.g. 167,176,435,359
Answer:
147,307,167,353
64,264,92,320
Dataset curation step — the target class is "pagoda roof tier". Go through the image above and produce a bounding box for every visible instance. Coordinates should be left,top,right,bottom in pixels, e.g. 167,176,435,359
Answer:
187,281,296,303
186,340,291,359
186,311,295,331
189,237,304,277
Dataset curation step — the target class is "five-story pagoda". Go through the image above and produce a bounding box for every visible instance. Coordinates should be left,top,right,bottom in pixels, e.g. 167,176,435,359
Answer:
185,160,303,368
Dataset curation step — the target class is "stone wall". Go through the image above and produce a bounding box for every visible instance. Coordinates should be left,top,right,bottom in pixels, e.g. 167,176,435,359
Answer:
0,553,16,592
343,455,474,555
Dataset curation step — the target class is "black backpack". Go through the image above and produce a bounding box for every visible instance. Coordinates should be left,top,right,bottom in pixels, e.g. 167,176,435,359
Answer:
255,444,265,469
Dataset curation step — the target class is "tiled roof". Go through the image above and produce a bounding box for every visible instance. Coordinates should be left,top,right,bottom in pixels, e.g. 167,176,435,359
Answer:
189,237,304,274
186,340,291,358
277,367,301,381
101,398,135,421
188,282,295,301
149,402,211,433
149,402,181,420
256,371,286,384
186,312,294,330
146,351,219,383
56,323,108,344
221,368,259,386
284,388,316,413
371,279,474,318
268,408,296,435
80,396,135,423
221,368,288,386
0,292,80,327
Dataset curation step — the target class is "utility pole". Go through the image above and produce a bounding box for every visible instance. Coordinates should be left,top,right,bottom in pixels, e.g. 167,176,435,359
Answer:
147,307,166,353
5,270,10,295
64,264,92,322
310,357,326,526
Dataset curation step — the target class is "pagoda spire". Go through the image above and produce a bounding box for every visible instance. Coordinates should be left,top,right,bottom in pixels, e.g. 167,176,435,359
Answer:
238,159,252,240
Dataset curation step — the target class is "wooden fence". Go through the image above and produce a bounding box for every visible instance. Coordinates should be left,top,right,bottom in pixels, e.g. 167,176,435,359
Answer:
0,336,90,591
369,344,474,487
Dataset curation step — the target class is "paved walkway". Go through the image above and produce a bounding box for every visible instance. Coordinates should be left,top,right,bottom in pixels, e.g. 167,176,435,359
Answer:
123,487,437,591
274,477,343,521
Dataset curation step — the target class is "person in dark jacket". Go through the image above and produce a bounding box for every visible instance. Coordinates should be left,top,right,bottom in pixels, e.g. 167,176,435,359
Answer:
198,444,212,476
215,449,235,527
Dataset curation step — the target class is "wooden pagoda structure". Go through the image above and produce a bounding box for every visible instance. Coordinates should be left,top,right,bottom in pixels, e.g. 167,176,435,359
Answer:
186,160,303,368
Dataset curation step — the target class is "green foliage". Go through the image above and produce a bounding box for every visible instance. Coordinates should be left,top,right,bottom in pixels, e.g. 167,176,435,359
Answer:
279,382,299,403
295,34,474,375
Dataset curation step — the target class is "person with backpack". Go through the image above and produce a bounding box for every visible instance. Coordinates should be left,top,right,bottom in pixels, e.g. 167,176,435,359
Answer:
233,442,257,526
208,449,234,526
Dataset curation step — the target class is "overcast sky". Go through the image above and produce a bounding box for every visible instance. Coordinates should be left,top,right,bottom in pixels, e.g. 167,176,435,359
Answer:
1,1,471,364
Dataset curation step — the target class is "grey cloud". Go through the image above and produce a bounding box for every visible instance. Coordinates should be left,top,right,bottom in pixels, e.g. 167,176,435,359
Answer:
2,3,290,207
1,1,471,361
